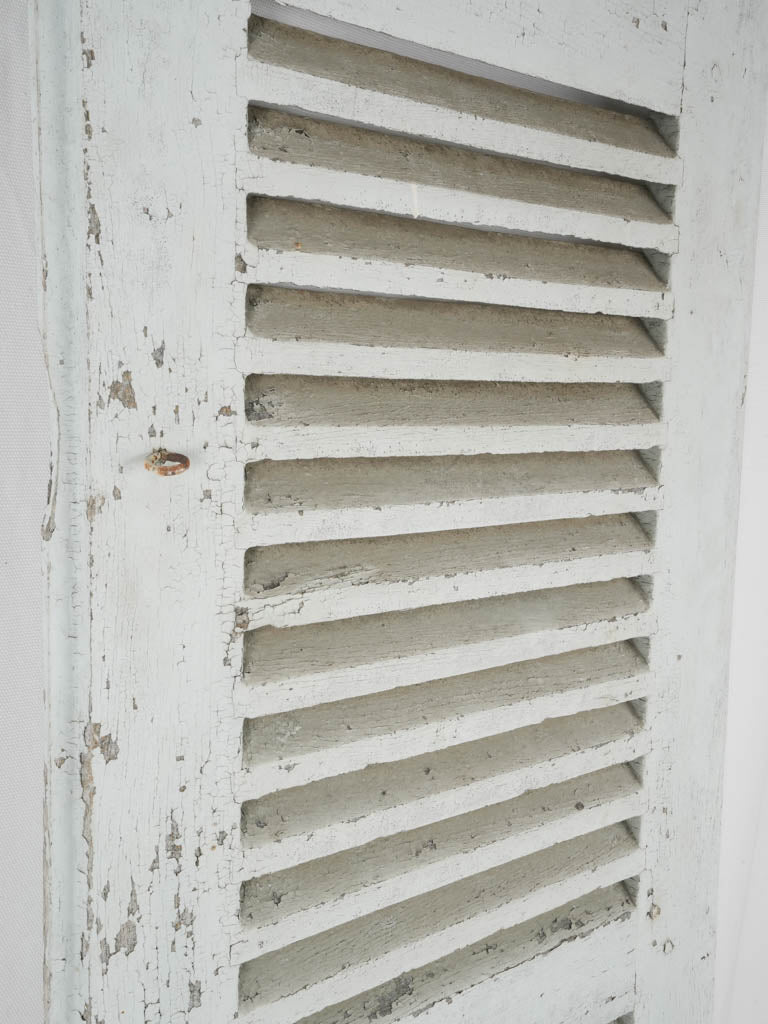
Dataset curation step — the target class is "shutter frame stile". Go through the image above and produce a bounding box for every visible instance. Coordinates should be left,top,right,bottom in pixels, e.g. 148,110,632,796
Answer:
34,2,768,1024
633,3,768,1021
36,0,251,1021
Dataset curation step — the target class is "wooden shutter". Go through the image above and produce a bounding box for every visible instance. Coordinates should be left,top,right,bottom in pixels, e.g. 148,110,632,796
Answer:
36,2,767,1022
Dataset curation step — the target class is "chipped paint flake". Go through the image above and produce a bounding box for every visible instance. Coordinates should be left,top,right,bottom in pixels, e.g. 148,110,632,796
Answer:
107,371,137,409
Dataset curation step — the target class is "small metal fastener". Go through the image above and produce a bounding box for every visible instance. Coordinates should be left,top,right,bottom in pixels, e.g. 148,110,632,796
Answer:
144,449,190,476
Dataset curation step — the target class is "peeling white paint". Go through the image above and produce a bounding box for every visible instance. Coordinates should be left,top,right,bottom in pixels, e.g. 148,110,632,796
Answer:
35,1,768,1021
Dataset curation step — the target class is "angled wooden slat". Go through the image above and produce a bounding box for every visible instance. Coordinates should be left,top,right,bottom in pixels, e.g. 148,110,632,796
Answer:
240,514,653,629
242,108,678,252
236,824,641,1024
238,578,653,715
243,197,672,318
234,764,642,959
286,883,636,1024
241,642,649,794
242,18,680,184
242,376,664,460
239,450,661,547
248,0,687,113
239,703,647,874
241,287,668,384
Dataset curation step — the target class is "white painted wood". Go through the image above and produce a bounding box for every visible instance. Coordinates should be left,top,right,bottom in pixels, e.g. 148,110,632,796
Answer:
240,641,649,783
241,107,678,252
240,514,653,627
245,10,686,153
36,0,249,1021
241,642,650,793
242,377,665,459
236,824,642,1024
393,918,635,1024
234,765,643,957
241,287,669,384
631,3,768,1022
37,0,767,1020
239,450,662,546
253,0,688,114
239,579,654,714
239,704,647,872
292,883,636,1024
243,197,673,318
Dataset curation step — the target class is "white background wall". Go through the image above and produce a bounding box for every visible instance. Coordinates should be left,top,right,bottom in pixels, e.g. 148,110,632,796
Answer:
0,1,47,1021
1,1,766,1020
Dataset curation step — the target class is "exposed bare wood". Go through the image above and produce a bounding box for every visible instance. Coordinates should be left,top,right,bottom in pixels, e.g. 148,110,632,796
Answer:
240,450,662,546
242,287,668,384
37,0,766,1020
239,578,653,713
291,883,636,1024
243,197,672,317
239,703,646,872
242,376,664,459
240,642,650,792
236,824,641,1024
235,765,642,957
242,107,678,251
243,17,681,178
241,514,653,627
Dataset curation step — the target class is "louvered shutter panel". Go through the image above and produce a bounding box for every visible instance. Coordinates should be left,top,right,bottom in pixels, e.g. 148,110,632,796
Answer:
36,2,767,1023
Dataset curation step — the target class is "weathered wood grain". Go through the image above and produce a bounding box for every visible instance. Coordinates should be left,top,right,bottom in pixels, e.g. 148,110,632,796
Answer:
235,764,642,957
37,0,250,1020
241,514,653,627
251,0,688,113
244,197,672,317
242,287,668,384
291,883,636,1024
38,0,766,1019
239,703,647,872
631,2,768,1022
239,578,653,713
242,376,664,459
240,642,650,793
243,16,682,177
240,450,662,546
242,107,678,251
236,824,641,1023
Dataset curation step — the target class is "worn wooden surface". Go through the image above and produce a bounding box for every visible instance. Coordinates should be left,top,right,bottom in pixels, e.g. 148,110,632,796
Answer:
241,514,653,626
239,703,647,880
240,450,661,545
250,0,688,120
235,765,642,955
37,0,767,1021
294,884,637,1024
242,377,664,458
632,1,768,1021
245,196,672,318
239,579,653,712
241,642,650,783
243,107,678,251
237,825,641,1022
37,0,249,1020
242,287,668,383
